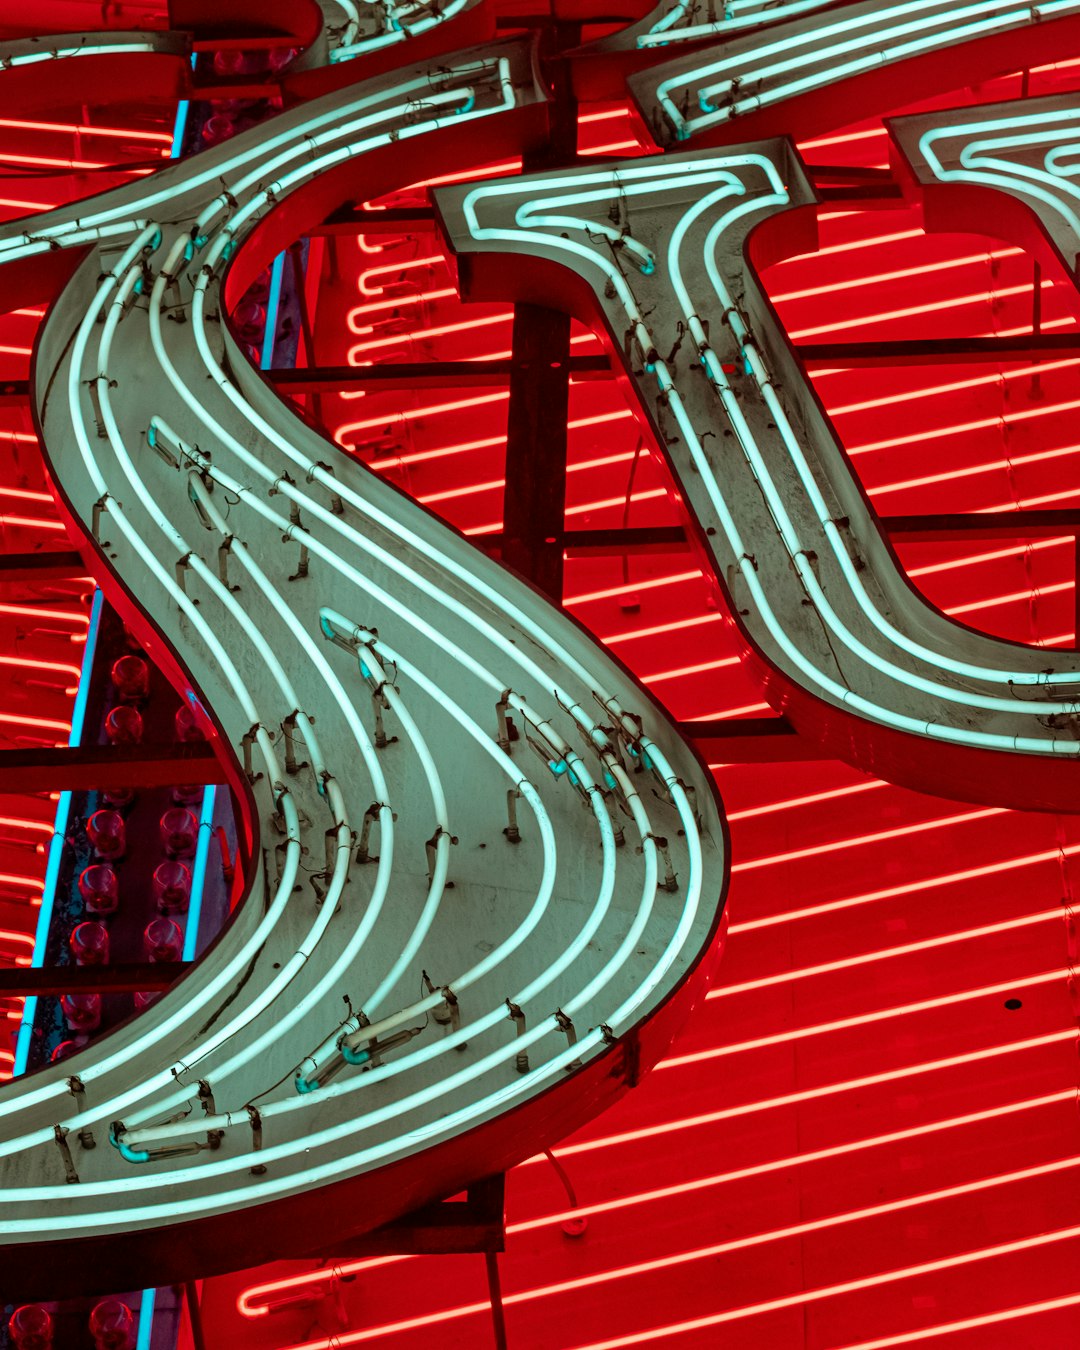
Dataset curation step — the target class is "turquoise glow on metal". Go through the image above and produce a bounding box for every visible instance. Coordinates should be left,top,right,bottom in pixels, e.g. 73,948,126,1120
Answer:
650,0,1080,138
169,100,189,160
168,52,197,161
327,0,470,63
638,0,834,47
135,1288,156,1350
259,252,286,370
919,105,1080,239
182,786,217,962
457,153,1080,754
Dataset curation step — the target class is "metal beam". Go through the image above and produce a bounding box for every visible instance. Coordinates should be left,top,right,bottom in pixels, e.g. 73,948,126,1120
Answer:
685,716,821,763
814,184,905,206
189,80,280,100
502,302,572,600
306,1174,506,1258
477,526,690,557
560,525,689,555
268,355,610,394
798,335,1080,366
312,206,435,236
881,510,1080,541
0,963,184,996
0,550,86,581
808,164,896,181
0,743,225,793
184,1282,208,1350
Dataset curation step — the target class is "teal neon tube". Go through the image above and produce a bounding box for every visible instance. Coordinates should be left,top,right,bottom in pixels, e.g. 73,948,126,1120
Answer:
259,252,286,370
135,1288,156,1350
181,786,216,962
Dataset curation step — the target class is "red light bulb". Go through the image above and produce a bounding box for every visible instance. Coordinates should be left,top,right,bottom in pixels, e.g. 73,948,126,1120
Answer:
60,993,101,1033
174,702,206,742
235,298,266,342
145,917,183,964
8,1305,53,1349
79,864,119,916
211,48,246,76
70,921,109,966
105,705,143,745
160,806,197,857
154,860,192,914
87,810,125,860
50,1038,85,1064
110,654,148,701
201,113,236,147
88,1300,134,1350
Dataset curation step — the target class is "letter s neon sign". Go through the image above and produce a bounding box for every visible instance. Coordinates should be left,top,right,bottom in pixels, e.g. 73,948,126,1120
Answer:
0,0,1075,1295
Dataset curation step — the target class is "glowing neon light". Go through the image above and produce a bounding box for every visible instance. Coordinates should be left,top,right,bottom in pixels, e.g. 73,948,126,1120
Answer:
259,252,286,370
637,0,1080,141
442,144,1080,790
549,1028,1077,1156
246,1078,1078,1298
840,1291,1080,1348
259,1155,1080,1346
569,1220,1080,1347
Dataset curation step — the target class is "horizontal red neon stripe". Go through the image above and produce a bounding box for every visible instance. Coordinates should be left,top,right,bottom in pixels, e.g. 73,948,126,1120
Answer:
570,1221,1080,1348
840,1290,1080,1348
545,1028,1076,1158
687,967,1066,1063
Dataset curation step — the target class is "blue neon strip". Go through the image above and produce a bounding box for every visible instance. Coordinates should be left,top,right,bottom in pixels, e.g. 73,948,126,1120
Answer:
169,100,190,160
135,1287,156,1350
260,251,286,370
13,588,104,1077
169,51,198,161
182,785,217,962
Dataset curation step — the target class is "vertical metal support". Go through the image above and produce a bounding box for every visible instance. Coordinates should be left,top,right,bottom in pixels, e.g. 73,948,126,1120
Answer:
246,1104,266,1175
86,379,107,438
282,710,309,776
500,22,579,604
290,240,325,431
92,494,109,542
485,1251,509,1350
184,1282,208,1350
506,999,529,1072
68,1075,95,1149
650,834,679,893
441,986,462,1041
504,789,521,843
372,688,391,749
53,1125,79,1184
496,693,513,752
502,303,571,600
356,803,381,863
217,537,236,590
555,1008,581,1069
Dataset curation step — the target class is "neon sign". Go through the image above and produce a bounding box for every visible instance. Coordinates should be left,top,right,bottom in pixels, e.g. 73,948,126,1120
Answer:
0,36,722,1292
0,0,1076,1299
